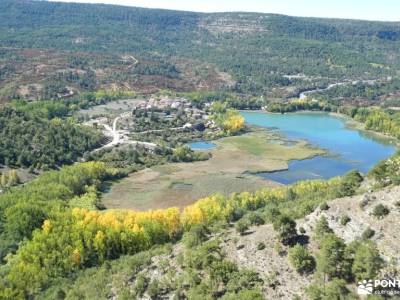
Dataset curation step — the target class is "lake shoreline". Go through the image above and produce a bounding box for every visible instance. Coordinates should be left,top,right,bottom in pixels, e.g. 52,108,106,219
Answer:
242,109,399,146
240,110,396,184
331,112,400,146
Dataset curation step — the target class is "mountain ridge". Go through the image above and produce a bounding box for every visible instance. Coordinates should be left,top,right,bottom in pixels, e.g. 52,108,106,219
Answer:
1,0,400,100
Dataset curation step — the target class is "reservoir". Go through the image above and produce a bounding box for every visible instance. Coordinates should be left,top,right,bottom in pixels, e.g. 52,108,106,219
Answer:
241,111,397,184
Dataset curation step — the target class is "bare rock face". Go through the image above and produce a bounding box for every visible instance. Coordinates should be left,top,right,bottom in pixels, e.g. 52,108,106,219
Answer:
297,186,400,262
223,224,311,300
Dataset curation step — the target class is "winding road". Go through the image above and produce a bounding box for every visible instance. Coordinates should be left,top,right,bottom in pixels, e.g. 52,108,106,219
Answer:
299,79,380,100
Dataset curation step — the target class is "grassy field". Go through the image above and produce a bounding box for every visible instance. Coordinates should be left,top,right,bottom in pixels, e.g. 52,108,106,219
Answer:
102,129,325,210
217,130,324,169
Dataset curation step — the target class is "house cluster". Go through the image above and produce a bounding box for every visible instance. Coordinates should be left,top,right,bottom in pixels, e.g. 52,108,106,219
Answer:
84,96,218,135
133,96,192,110
133,96,209,121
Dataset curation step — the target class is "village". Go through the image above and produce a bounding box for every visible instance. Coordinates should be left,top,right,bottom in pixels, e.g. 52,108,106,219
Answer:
83,95,219,151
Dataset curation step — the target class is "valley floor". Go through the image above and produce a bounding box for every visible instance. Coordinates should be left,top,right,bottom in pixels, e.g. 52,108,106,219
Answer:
102,129,324,210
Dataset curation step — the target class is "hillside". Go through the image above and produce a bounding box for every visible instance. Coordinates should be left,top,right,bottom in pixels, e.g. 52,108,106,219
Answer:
27,183,400,300
1,0,400,101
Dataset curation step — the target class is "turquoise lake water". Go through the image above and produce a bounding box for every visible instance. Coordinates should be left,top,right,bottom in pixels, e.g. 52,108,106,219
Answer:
188,141,216,150
241,111,397,184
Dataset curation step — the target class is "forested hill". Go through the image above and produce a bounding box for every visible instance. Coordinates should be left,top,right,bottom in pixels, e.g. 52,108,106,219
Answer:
2,0,400,50
1,0,400,98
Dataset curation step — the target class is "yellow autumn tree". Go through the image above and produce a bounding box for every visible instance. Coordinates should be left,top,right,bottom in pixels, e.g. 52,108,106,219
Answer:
93,230,106,262
71,249,81,266
42,220,51,234
222,114,244,134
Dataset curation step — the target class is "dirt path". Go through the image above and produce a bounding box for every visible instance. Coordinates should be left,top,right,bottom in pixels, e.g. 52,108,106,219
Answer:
121,55,139,70
97,117,121,150
96,111,160,151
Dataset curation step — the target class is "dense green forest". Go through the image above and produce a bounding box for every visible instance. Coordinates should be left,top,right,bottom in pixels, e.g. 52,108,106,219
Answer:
0,162,124,264
0,90,140,169
312,78,400,105
1,0,400,98
0,104,104,169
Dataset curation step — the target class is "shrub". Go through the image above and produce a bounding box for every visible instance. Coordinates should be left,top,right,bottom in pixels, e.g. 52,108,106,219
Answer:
171,146,196,162
264,208,281,222
229,207,246,222
235,219,250,235
361,227,375,240
286,188,297,201
316,234,347,279
288,244,316,274
209,260,238,284
274,241,286,256
372,204,390,219
225,269,263,294
320,202,329,211
182,224,210,248
299,227,306,235
272,215,297,246
369,154,400,186
340,215,351,226
257,242,266,251
147,279,160,299
183,240,222,270
314,216,333,242
351,241,383,281
335,170,363,197
265,270,280,290
247,212,265,226
134,274,148,297
306,279,350,300
221,289,264,300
